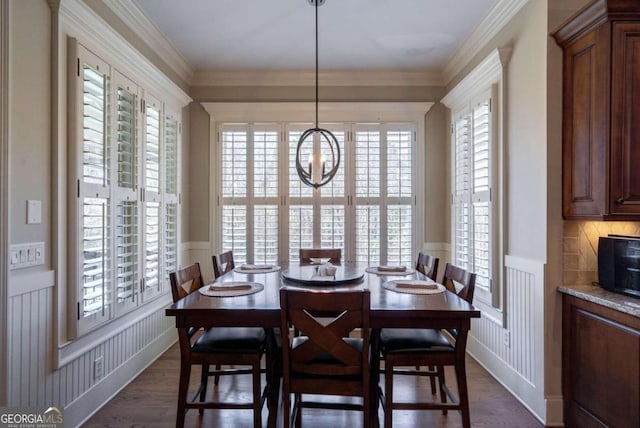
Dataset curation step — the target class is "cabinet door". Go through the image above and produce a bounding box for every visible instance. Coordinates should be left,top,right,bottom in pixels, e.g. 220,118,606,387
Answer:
610,22,640,215
562,26,611,218
563,296,640,427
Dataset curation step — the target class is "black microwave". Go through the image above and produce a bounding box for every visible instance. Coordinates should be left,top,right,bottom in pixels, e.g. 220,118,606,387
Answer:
598,235,640,299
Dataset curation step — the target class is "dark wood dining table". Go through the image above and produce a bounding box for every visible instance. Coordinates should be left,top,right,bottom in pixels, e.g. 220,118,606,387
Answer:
165,263,481,427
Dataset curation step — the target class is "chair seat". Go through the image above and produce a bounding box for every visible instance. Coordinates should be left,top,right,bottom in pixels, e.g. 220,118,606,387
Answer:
192,327,266,354
380,328,453,354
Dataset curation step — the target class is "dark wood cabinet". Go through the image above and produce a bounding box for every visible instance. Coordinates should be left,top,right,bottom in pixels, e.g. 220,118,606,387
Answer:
553,0,640,219
562,294,640,427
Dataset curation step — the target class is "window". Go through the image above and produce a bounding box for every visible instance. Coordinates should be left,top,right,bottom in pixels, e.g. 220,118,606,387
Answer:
217,121,417,267
69,40,181,336
442,48,509,314
452,93,493,295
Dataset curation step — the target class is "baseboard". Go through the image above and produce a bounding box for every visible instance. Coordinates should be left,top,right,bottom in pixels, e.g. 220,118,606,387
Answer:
467,335,547,425
544,396,564,427
65,327,177,427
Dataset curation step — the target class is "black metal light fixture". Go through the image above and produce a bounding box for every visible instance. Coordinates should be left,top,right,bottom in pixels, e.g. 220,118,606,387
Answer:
295,0,340,189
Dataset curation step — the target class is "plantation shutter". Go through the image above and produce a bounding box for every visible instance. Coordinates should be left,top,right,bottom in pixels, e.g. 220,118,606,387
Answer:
453,113,471,270
221,127,248,263
354,129,381,265
71,42,113,332
164,112,180,283
386,128,413,266
113,71,139,314
142,96,163,301
452,94,493,292
471,98,492,290
319,128,346,251
287,128,314,264
252,128,279,264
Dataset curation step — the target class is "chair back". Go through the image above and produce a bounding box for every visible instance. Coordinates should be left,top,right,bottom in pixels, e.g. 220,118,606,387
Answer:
169,262,205,302
298,248,342,265
442,263,476,304
416,252,439,281
280,288,370,378
213,250,235,278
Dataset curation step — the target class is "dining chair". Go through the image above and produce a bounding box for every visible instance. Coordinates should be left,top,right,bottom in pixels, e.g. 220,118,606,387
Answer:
376,263,477,428
414,252,440,393
169,262,268,427
212,250,235,278
298,248,342,265
280,287,371,427
416,252,439,281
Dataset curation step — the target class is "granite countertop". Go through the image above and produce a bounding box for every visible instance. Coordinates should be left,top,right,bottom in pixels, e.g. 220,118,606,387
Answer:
558,284,640,318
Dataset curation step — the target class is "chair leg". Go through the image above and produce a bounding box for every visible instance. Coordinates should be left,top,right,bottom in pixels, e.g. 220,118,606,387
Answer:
437,365,448,415
294,393,302,428
176,361,191,428
384,357,394,428
253,360,262,428
363,388,370,428
199,364,209,415
283,384,291,428
214,363,221,386
455,363,471,428
428,365,437,395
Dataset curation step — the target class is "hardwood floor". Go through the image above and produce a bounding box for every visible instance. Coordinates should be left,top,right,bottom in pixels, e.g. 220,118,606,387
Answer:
83,343,543,427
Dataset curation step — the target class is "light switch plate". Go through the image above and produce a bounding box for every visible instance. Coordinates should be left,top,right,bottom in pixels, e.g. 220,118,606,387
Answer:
27,200,42,224
9,242,44,270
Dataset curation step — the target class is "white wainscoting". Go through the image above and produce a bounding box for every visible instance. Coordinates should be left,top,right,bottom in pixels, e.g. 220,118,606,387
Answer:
467,255,546,423
7,270,176,427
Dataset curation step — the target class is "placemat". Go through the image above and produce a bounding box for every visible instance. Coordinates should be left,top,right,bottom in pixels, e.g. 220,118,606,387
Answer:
365,266,416,276
383,279,446,295
233,265,281,274
198,282,264,297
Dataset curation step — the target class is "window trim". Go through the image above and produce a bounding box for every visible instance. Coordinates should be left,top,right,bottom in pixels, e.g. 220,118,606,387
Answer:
204,102,433,266
442,47,511,325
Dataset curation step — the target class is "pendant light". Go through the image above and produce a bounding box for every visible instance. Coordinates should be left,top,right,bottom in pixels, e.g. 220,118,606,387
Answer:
295,0,340,189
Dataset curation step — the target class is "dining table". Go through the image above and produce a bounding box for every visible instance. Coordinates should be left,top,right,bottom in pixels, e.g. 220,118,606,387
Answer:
165,262,481,427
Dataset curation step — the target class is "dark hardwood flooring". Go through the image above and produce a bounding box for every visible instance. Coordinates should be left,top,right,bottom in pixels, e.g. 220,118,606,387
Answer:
83,343,543,427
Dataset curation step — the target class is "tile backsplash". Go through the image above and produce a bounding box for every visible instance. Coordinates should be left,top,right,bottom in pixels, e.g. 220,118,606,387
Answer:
563,221,640,285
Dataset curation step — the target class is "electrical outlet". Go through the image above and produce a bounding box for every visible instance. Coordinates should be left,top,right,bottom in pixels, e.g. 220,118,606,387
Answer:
503,330,511,348
94,356,104,381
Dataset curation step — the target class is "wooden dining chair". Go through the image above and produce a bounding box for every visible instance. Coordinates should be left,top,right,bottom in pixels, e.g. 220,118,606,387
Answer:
298,248,342,265
212,250,235,278
414,252,440,393
416,252,439,281
280,288,371,427
376,263,477,428
169,262,268,427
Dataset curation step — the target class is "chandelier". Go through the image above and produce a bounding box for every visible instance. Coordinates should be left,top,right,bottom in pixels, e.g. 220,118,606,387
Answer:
295,0,340,189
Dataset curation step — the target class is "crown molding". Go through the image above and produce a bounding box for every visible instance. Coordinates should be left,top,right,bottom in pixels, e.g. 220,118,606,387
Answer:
442,0,528,85
202,102,434,122
103,0,194,84
191,69,444,87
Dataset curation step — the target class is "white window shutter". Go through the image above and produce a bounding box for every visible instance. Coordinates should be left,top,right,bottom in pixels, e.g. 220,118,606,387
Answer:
72,42,113,333
142,98,163,301
112,71,140,315
471,98,492,290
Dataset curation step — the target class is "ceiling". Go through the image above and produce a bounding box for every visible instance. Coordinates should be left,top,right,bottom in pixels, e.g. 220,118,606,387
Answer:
135,0,498,72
